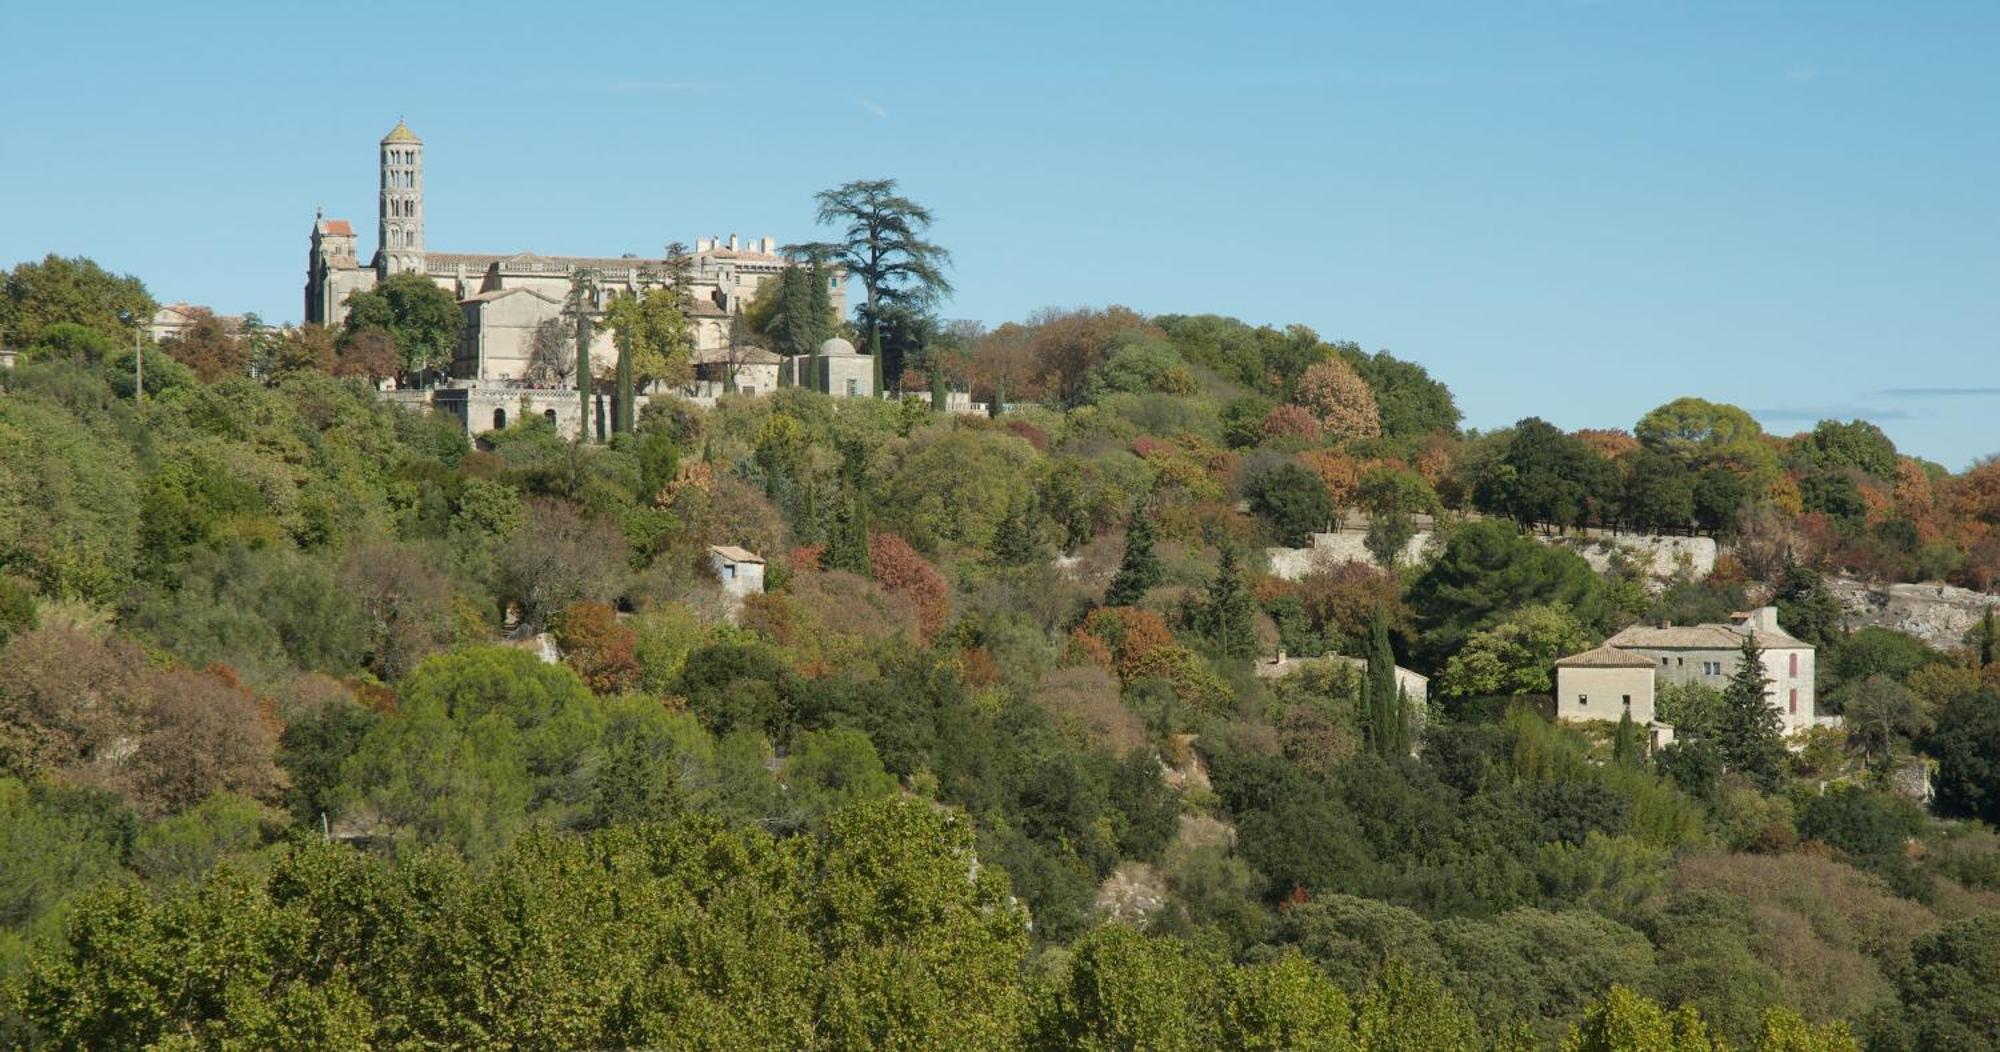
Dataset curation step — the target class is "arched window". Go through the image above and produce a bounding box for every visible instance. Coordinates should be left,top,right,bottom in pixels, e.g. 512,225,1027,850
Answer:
544,408,557,425
493,407,507,430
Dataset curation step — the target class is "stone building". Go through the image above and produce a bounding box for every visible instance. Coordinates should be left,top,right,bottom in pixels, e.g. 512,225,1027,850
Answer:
304,121,843,389
1554,605,1818,742
780,336,878,399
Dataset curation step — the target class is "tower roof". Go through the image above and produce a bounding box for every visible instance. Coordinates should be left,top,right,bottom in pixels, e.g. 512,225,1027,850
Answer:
381,120,422,145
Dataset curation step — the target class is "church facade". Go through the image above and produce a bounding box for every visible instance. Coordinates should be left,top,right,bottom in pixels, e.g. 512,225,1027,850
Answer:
304,121,842,392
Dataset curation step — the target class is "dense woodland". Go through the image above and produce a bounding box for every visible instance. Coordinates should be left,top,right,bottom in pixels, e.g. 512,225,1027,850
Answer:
4,252,2000,1049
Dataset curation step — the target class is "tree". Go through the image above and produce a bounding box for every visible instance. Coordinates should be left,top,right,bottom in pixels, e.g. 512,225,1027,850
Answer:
550,601,641,694
1407,520,1605,668
1245,461,1333,547
599,288,693,398
339,272,463,384
1362,608,1410,757
1928,690,2000,825
1105,506,1163,607
1612,709,1643,768
0,254,154,346
1295,358,1382,442
1436,605,1595,700
1635,398,1765,459
1842,675,1923,768
1717,634,1785,788
496,500,631,625
1340,346,1462,442
815,179,953,394
1623,449,1696,532
332,326,398,383
1774,560,1843,649
752,244,840,360
1200,545,1258,660
525,315,576,386
161,309,248,382
1795,419,1897,481
1483,418,1620,531
271,323,337,378
1884,914,2000,1051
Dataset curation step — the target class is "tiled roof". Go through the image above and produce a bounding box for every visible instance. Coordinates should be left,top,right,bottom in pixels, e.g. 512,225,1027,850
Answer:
382,120,421,145
1556,644,1658,669
1606,623,1811,651
709,545,764,564
319,219,354,237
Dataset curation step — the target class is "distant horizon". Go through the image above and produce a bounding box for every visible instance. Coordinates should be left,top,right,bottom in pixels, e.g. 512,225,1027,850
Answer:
3,2,1994,468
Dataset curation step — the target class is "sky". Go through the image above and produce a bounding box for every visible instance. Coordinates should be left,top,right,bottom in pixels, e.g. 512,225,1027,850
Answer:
2,2,1995,467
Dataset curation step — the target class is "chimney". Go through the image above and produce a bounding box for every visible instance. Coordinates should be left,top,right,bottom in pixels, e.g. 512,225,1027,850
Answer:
761,236,775,254
695,237,712,253
728,233,739,250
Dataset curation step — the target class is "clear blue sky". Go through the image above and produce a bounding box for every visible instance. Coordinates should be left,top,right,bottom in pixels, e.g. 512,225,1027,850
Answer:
3,2,1995,466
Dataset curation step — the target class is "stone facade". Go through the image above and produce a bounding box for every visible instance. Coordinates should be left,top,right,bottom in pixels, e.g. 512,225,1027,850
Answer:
1555,605,1818,744
303,121,844,390
1603,607,1816,735
781,337,878,399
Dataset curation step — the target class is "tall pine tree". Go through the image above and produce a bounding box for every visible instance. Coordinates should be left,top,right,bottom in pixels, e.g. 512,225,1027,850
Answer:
1104,507,1162,606
1201,544,1258,660
1718,632,1786,788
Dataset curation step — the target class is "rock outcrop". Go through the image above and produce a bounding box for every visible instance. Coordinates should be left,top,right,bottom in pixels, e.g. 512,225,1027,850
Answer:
1828,576,2000,651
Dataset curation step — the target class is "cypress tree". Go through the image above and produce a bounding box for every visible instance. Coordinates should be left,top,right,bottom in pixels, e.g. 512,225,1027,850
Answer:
994,492,1036,566
1613,708,1641,768
1718,632,1785,788
1202,544,1258,660
1363,609,1406,757
1104,508,1162,607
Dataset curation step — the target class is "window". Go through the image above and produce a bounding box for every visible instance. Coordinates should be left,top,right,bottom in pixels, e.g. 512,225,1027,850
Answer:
1789,653,1799,676
845,378,858,396
493,408,506,430
1676,657,1684,666
1701,661,1722,676
1661,657,1669,667
1622,695,1632,708
1577,694,1588,706
722,563,736,580
544,408,557,424
1789,689,1798,715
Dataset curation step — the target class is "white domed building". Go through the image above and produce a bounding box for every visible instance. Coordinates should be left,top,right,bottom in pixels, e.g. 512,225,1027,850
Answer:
781,335,877,399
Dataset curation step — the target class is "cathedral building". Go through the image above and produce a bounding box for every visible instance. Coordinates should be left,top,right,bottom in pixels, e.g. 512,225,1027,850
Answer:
304,121,842,391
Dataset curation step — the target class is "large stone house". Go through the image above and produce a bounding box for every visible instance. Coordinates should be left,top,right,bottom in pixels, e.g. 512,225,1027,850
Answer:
1555,606,1817,741
304,121,843,391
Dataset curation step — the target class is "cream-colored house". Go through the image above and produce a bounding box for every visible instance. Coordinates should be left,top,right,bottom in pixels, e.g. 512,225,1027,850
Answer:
1555,645,1669,747
1553,604,1817,750
1602,606,1816,735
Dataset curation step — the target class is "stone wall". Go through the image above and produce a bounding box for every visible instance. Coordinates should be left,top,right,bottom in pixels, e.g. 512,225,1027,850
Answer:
1264,521,1715,588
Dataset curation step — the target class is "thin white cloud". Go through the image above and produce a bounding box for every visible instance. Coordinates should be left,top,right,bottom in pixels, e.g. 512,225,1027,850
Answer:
1784,68,1819,82
857,98,889,119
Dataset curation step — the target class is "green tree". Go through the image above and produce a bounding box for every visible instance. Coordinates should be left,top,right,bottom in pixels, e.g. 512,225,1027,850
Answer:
1200,545,1258,660
0,253,155,346
815,178,954,393
1246,461,1333,547
1717,634,1785,788
1774,559,1843,649
1436,605,1594,701
1622,449,1696,532
599,287,693,421
1883,914,2000,1051
340,272,463,383
1795,419,1897,481
1407,519,1605,668
1105,506,1162,607
1363,609,1409,757
753,243,840,361
1927,690,2000,825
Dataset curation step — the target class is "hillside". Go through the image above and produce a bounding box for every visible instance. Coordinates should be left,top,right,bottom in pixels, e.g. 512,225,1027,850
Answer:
2,255,1998,1049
